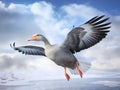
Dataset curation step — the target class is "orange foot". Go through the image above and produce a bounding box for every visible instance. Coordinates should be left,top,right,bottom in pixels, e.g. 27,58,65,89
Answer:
65,73,70,81
76,62,83,78
78,69,83,78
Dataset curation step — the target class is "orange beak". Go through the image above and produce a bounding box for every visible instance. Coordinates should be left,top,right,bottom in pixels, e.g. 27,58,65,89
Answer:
28,35,37,41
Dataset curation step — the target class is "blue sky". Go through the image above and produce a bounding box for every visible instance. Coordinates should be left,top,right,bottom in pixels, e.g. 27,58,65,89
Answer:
2,0,120,15
0,0,120,79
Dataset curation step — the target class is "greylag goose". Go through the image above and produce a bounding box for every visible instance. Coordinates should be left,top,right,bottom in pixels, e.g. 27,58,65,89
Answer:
10,15,111,81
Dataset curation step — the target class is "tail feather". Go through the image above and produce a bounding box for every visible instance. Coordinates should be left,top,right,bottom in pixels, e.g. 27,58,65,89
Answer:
69,61,91,75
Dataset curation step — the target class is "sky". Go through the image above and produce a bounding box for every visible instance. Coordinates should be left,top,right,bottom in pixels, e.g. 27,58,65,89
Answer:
0,0,120,79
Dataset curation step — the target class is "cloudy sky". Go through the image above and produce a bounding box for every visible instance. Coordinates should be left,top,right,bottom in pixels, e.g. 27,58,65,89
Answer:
0,0,120,79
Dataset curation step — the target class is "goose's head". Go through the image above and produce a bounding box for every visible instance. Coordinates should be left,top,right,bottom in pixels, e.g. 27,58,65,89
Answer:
28,34,44,41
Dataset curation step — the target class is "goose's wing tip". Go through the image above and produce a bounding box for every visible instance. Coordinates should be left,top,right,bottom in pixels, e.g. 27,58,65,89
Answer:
10,42,16,49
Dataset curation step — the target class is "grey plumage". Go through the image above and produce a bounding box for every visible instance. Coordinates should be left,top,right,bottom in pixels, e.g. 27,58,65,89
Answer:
10,42,46,56
62,15,111,53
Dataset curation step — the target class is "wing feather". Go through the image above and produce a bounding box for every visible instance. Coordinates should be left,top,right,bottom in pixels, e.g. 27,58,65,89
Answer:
10,42,46,56
62,15,111,53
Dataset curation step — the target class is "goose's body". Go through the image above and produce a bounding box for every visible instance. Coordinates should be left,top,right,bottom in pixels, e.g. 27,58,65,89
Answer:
45,45,77,69
11,15,111,81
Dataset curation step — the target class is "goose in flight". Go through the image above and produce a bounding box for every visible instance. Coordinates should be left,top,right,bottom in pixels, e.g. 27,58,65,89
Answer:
11,15,111,81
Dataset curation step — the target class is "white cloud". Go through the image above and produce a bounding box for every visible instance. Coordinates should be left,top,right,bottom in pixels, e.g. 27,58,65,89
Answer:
0,1,5,9
83,70,120,78
0,53,29,71
8,3,30,14
61,4,104,20
0,53,63,73
93,81,120,87
91,47,120,71
30,1,54,19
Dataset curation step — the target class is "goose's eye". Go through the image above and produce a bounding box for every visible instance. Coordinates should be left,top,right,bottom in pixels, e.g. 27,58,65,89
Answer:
36,34,40,36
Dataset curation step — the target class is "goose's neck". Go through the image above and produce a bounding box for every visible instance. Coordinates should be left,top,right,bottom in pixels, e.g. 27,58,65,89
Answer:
42,36,51,46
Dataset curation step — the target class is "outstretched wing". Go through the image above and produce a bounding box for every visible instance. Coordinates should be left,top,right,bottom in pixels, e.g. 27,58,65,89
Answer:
10,42,46,56
62,15,111,53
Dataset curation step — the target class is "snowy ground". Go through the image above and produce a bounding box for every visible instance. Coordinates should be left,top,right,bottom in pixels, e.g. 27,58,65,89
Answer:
0,69,120,86
0,78,120,90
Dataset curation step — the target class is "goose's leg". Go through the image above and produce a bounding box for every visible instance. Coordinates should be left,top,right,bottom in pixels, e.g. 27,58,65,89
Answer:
75,62,83,78
64,67,70,81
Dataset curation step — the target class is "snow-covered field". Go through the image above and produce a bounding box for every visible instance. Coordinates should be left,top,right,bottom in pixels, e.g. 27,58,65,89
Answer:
0,69,120,90
0,77,120,90
0,69,64,86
